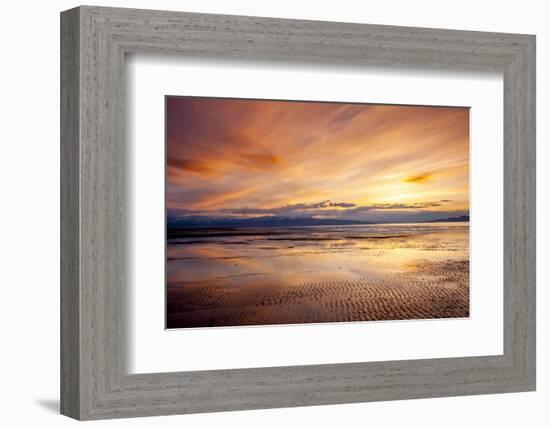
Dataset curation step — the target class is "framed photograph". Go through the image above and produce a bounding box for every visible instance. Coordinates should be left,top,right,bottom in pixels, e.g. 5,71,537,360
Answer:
61,6,536,420
165,97,471,329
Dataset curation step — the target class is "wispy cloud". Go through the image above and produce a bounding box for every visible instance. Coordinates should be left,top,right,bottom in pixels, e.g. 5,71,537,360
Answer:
166,97,469,222
168,200,458,222
221,200,358,216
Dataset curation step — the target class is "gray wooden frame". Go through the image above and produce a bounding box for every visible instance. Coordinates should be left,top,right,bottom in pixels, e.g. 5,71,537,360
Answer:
60,5,536,420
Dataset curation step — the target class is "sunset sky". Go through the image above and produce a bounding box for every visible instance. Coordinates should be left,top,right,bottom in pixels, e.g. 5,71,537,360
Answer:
166,97,469,223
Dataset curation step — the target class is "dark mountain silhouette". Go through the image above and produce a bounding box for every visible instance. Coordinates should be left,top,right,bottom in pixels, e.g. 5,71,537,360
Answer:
167,214,469,230
167,215,370,229
426,215,469,223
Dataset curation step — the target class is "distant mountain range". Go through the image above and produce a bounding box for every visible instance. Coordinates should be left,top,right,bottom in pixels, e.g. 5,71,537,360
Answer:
167,215,369,229
426,215,469,223
167,214,470,229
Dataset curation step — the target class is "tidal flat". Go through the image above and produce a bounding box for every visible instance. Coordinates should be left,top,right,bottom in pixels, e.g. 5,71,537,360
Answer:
166,223,469,328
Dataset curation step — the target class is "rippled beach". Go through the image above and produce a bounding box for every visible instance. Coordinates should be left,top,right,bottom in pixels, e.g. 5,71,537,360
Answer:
166,222,469,328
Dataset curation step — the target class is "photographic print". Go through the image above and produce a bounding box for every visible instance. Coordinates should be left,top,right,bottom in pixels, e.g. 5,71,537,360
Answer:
166,96,469,329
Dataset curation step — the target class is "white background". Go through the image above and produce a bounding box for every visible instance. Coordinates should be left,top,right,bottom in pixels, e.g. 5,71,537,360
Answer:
0,1,547,426
128,57,503,373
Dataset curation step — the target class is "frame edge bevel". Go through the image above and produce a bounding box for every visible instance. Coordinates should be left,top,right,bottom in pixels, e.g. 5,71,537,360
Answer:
60,6,81,420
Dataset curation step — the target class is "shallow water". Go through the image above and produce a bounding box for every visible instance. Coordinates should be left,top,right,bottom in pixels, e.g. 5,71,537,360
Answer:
166,222,469,328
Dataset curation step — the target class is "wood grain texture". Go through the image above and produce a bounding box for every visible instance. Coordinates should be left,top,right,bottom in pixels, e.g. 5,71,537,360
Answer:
60,5,536,420
60,7,80,419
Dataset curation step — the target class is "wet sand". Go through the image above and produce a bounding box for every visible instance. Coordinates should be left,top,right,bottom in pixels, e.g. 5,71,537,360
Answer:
166,223,469,328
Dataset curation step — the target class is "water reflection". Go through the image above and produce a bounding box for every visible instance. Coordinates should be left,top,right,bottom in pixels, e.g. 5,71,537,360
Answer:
166,223,469,328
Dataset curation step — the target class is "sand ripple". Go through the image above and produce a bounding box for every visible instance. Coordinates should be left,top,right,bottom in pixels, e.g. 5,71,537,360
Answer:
167,259,469,328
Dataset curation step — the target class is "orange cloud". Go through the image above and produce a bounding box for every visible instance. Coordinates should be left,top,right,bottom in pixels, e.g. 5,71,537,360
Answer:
168,157,217,176
192,188,257,210
240,153,282,170
404,172,433,184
